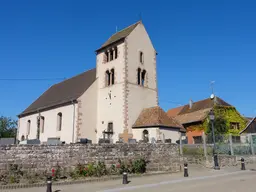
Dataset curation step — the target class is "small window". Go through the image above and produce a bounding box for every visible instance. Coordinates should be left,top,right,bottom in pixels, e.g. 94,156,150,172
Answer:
110,50,114,61
105,70,111,86
139,51,144,64
57,113,62,131
27,120,31,135
142,130,149,142
137,68,141,85
41,116,45,133
230,122,239,130
111,68,115,85
21,135,25,141
193,136,202,144
141,70,146,86
115,47,118,59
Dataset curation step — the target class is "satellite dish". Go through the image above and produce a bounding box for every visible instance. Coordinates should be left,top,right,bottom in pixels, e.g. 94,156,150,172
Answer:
210,94,215,100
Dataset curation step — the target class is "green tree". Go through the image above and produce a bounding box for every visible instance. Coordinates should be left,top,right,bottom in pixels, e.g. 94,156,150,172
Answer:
0,116,17,138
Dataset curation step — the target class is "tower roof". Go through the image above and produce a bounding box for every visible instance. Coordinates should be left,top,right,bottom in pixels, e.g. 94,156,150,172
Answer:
95,21,141,53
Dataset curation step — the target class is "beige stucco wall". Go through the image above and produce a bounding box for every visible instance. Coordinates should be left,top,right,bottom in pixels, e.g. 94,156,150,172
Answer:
77,79,98,143
133,127,181,144
96,42,126,142
126,23,158,132
18,104,78,144
158,128,181,143
132,127,157,142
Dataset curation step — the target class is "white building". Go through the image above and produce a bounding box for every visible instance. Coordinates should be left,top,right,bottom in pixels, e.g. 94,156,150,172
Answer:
17,21,185,144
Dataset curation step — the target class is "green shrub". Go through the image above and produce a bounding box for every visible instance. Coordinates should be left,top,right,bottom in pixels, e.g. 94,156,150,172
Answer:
132,158,147,174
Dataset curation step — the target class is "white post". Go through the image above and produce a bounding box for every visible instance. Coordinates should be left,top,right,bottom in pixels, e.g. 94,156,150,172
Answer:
229,134,234,155
179,132,183,155
250,134,255,155
202,132,207,157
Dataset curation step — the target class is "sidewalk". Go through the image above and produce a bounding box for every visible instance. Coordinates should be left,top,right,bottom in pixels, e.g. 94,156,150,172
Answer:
3,164,256,192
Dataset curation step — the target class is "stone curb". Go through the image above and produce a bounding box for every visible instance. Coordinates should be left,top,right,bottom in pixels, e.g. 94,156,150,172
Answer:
0,170,180,190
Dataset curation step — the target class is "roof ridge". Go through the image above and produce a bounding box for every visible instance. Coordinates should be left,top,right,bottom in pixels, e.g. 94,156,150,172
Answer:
108,21,141,39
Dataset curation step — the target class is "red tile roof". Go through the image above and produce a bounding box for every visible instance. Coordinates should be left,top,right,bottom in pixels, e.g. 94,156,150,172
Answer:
132,106,185,132
167,97,232,125
167,106,184,117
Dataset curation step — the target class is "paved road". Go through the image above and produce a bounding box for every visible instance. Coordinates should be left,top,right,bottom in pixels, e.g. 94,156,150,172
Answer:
4,165,256,192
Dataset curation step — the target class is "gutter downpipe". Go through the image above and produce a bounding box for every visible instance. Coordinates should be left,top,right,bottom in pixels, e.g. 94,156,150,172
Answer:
71,100,75,143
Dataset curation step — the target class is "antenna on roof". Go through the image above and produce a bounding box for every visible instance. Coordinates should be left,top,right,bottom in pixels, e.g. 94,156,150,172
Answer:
210,81,215,94
116,26,118,33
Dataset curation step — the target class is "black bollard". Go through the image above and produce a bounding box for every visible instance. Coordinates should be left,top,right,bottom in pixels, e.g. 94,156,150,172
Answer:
241,157,246,170
184,163,188,177
213,153,220,170
123,172,128,184
46,176,52,192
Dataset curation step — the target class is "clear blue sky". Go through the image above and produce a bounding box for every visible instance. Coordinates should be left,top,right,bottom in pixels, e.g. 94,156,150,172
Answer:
1,0,256,119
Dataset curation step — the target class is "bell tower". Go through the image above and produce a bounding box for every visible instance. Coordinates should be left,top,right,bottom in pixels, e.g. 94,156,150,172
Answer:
95,21,158,143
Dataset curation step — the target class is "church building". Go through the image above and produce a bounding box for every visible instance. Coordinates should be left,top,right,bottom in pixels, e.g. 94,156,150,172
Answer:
17,21,184,144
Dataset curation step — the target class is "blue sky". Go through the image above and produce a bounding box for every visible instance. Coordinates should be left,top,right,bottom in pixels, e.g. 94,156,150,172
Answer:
1,0,256,119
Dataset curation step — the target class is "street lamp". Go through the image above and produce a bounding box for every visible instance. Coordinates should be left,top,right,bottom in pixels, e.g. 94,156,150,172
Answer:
209,109,220,170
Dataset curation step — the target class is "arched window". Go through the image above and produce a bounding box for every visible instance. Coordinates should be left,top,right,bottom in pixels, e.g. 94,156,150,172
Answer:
111,68,115,85
142,130,149,142
139,51,144,64
57,113,62,131
40,116,45,133
137,68,141,85
141,70,146,86
115,47,118,59
105,70,111,86
21,135,25,141
27,120,31,135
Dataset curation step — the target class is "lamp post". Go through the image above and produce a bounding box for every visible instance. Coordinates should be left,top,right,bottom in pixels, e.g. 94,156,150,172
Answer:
209,109,220,170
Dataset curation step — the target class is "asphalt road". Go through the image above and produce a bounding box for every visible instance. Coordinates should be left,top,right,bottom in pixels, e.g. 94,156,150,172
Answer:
4,165,256,192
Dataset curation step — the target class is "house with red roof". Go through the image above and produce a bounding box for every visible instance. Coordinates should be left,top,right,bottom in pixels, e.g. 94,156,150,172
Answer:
167,96,248,144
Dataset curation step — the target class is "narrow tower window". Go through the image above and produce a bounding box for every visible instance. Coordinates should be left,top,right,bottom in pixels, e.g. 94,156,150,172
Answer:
111,68,115,85
137,68,141,85
105,70,111,86
139,51,144,64
115,47,118,59
141,70,146,86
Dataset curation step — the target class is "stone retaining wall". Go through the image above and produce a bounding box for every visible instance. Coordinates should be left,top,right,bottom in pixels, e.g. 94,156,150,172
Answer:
0,143,181,174
183,155,256,168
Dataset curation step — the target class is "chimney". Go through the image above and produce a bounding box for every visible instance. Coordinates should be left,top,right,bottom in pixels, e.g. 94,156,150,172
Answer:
189,99,193,109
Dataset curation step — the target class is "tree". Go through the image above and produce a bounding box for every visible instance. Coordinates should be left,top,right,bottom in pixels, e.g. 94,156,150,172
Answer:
0,116,17,138
206,116,229,143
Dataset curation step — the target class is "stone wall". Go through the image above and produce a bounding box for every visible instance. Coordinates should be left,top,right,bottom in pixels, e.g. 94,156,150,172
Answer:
183,155,256,168
0,143,181,174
